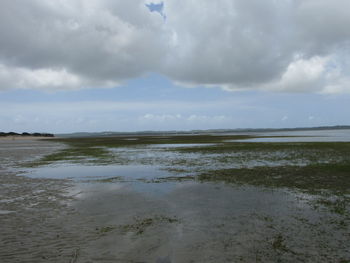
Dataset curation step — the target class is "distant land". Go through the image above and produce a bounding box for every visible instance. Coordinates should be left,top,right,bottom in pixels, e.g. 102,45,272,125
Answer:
0,132,54,137
57,125,350,138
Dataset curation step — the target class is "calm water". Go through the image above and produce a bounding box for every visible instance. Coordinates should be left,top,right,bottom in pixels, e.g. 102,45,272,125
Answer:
24,164,169,181
232,129,350,142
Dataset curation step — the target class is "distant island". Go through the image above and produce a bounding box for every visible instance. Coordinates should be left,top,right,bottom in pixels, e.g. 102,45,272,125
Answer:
0,132,54,137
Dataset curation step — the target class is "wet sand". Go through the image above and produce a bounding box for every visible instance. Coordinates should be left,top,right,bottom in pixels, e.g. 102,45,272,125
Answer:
0,139,80,262
1,139,349,262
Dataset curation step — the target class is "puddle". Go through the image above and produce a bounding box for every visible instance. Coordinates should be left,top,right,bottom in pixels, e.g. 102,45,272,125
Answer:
23,164,173,181
21,164,194,196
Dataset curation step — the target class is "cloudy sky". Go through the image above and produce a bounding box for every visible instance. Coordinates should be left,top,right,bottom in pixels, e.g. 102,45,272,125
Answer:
1,0,349,133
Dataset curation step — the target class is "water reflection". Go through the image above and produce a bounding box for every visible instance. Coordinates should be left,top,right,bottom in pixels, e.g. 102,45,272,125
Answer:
24,164,172,180
23,164,192,196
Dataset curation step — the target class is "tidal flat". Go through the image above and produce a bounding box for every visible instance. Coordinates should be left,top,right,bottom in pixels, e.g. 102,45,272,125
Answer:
1,131,350,262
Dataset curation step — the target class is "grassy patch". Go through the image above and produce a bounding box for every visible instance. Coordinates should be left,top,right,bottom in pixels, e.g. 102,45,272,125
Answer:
198,162,350,193
198,162,350,216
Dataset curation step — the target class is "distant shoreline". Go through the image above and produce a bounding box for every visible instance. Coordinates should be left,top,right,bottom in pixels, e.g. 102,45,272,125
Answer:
0,136,55,141
0,132,54,138
57,125,350,138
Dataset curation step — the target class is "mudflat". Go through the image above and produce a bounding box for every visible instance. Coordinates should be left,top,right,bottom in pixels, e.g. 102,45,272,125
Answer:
0,134,349,262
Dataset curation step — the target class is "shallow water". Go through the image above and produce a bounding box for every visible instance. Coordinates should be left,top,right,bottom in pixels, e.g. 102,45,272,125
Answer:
60,176,349,262
2,137,349,262
24,164,171,181
22,163,191,196
232,129,350,142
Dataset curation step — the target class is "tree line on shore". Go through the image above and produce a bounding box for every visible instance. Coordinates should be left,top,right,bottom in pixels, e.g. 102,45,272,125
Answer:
0,132,54,137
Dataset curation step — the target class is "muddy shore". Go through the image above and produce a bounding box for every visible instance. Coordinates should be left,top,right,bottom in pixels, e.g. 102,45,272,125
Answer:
0,139,79,262
0,138,349,262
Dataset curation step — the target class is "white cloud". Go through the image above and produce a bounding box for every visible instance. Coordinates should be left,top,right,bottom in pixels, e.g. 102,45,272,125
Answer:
258,56,329,93
0,0,349,93
0,64,95,90
276,56,327,92
137,113,234,131
281,116,288,121
322,80,350,94
0,0,165,90
161,0,350,93
140,113,182,122
270,55,350,94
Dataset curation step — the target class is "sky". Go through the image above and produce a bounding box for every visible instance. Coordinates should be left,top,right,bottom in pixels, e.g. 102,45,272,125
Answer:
0,0,349,133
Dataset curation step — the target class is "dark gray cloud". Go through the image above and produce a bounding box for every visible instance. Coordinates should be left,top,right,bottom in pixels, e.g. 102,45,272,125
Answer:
0,0,166,89
162,0,350,93
0,0,349,93
163,0,296,86
296,0,350,54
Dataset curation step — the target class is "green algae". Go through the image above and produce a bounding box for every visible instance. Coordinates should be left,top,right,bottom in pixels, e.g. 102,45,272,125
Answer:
118,216,179,235
198,162,350,193
24,135,350,217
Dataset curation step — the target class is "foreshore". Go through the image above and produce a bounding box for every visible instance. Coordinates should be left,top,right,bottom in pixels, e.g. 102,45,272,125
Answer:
1,135,349,262
0,139,78,262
